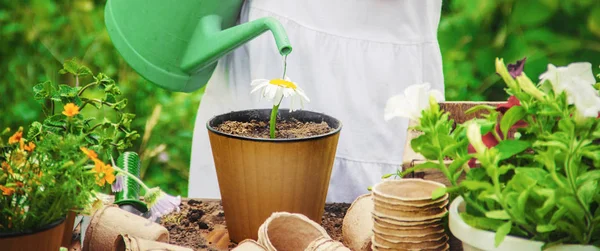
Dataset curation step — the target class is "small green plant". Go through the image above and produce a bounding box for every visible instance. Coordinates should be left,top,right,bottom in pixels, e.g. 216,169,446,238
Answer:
0,60,180,232
31,58,139,157
385,58,600,249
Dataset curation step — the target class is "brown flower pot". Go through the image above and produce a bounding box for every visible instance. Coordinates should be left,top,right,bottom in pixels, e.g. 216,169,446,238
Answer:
84,205,169,251
0,217,66,251
114,234,193,251
207,109,342,242
232,239,267,251
257,212,332,251
372,234,448,250
306,236,351,251
61,210,77,247
341,194,373,251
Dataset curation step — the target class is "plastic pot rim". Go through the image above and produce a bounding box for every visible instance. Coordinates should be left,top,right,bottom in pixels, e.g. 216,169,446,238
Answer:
206,108,342,142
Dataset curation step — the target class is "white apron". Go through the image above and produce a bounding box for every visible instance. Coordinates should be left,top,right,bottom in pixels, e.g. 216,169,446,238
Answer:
188,0,445,203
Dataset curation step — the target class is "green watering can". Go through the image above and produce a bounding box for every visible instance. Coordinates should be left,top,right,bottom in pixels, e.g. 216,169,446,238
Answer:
104,0,292,92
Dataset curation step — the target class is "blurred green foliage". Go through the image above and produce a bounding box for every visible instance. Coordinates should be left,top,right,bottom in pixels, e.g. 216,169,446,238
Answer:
440,0,600,101
0,0,200,196
1,0,600,197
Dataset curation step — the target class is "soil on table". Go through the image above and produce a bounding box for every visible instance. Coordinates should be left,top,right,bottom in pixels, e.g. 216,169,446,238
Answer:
160,199,350,250
214,119,333,139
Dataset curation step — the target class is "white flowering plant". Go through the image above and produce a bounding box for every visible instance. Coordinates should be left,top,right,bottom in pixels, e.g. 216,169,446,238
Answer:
251,74,310,138
385,58,600,248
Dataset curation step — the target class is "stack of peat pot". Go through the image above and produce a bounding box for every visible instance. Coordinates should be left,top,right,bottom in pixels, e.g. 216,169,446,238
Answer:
370,179,449,251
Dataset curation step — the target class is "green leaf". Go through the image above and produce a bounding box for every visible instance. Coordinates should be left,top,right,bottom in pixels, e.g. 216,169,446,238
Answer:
559,197,586,220
442,139,469,158
533,140,568,151
400,161,440,177
27,122,43,139
577,179,598,205
495,221,512,247
500,106,525,137
464,104,498,115
515,187,531,223
411,135,441,160
60,59,79,75
461,180,494,191
58,84,79,98
495,140,531,160
460,212,506,232
486,210,511,220
85,134,100,145
33,81,57,103
448,155,471,174
381,173,394,179
576,170,600,186
514,168,548,183
536,224,557,233
42,115,67,133
431,187,447,200
104,93,116,103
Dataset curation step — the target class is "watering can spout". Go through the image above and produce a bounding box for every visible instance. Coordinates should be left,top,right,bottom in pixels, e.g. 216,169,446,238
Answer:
181,16,292,73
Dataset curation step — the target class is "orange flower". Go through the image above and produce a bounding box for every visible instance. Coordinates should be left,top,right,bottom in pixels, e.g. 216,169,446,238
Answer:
62,103,80,117
8,131,22,144
15,182,23,188
0,185,14,196
93,161,115,186
22,141,35,152
80,147,99,161
1,162,12,175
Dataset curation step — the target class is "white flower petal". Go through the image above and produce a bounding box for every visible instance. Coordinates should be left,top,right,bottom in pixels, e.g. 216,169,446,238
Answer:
295,88,310,102
273,88,284,105
251,79,269,87
429,89,445,102
384,94,413,121
570,78,600,118
264,85,279,101
567,62,595,85
467,122,486,154
250,82,269,94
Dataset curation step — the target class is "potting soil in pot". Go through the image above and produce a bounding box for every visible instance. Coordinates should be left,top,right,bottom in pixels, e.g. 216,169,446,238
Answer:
215,119,332,138
159,199,349,250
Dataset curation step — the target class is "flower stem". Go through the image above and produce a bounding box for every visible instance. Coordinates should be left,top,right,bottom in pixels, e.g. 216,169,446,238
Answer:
112,165,151,191
270,104,279,139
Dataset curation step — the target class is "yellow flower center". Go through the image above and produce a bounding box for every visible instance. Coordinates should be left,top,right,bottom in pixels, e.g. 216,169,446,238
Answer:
269,79,297,90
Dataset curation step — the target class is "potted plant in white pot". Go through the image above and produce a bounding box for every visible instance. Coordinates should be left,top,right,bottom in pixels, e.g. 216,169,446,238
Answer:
384,57,600,250
206,74,342,242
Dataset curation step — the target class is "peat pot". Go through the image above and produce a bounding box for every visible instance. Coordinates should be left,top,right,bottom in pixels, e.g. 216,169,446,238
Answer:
0,217,66,251
449,196,600,251
207,109,342,242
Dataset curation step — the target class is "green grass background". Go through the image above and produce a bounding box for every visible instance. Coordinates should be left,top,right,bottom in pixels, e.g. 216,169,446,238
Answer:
2,0,600,196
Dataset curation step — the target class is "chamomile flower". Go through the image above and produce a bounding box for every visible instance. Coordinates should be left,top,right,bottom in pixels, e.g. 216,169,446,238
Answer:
250,76,310,112
144,187,181,222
